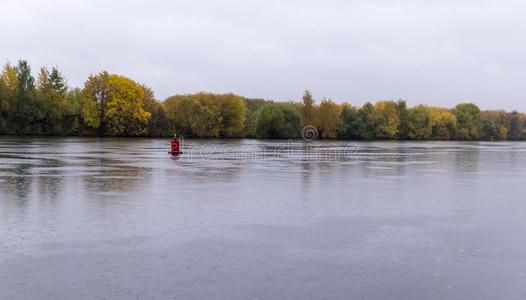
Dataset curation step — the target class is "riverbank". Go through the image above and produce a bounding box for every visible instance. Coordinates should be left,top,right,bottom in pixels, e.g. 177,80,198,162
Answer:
2,60,526,141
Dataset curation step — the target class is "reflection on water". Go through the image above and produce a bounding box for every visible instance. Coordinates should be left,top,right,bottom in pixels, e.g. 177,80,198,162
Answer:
1,137,526,299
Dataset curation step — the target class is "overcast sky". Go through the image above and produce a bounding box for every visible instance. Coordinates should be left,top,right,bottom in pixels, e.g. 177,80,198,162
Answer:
2,0,525,110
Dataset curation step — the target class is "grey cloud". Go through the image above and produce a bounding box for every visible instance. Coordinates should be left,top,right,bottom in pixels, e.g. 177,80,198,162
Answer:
1,0,525,110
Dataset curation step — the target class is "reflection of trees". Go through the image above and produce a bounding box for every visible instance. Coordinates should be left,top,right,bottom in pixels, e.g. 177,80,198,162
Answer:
82,159,149,198
166,160,244,183
1,164,34,207
301,162,313,193
0,137,69,209
357,144,407,178
454,144,480,175
36,159,65,204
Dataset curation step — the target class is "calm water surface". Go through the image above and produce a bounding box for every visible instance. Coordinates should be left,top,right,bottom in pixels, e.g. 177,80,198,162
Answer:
1,137,526,299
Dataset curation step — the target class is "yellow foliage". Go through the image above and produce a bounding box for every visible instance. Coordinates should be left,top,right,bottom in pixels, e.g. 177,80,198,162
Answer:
1,63,19,98
374,101,400,139
318,98,341,139
424,106,457,140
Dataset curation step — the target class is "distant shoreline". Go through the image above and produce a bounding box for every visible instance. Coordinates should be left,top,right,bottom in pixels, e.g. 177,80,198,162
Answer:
2,60,525,141
0,135,524,143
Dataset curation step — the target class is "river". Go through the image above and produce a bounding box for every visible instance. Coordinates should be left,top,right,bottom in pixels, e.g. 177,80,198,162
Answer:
1,137,526,299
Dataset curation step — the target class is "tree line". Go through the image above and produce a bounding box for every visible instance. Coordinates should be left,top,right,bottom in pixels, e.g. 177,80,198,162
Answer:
1,60,526,140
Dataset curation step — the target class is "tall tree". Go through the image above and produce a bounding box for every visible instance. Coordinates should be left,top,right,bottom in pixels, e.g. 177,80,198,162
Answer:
301,90,318,128
397,100,410,139
0,75,7,133
454,103,483,140
481,116,498,140
482,111,510,140
83,72,151,136
338,104,360,139
244,98,268,138
37,67,69,134
164,95,211,137
255,102,300,139
427,107,457,140
357,103,377,140
405,105,432,140
13,60,43,134
318,99,342,139
508,111,526,140
374,101,400,139
105,75,151,136
142,86,168,137
83,71,110,135
1,64,18,133
214,93,246,137
49,67,67,94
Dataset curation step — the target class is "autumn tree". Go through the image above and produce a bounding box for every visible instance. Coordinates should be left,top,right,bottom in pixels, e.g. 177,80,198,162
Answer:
0,65,17,133
214,93,246,137
482,111,510,140
427,107,457,140
83,72,151,136
374,101,400,139
508,111,526,140
396,100,410,139
301,90,318,128
0,79,6,133
164,95,214,137
163,93,247,138
83,71,109,134
105,75,151,136
142,86,168,137
318,99,341,139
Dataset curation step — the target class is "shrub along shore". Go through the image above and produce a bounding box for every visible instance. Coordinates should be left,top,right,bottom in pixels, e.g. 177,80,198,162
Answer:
1,60,525,140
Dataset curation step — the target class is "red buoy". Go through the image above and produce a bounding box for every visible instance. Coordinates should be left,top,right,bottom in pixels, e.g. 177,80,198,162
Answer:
170,135,181,155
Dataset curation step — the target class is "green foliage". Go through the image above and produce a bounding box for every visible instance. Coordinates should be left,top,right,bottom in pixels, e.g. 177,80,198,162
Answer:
405,105,432,140
37,67,69,135
163,93,246,138
481,116,498,141
244,98,267,138
212,93,246,137
338,104,360,139
255,102,300,139
10,60,47,134
508,111,526,140
454,103,483,140
482,111,509,140
356,103,377,140
0,73,8,131
396,100,409,139
1,64,18,133
62,88,84,135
